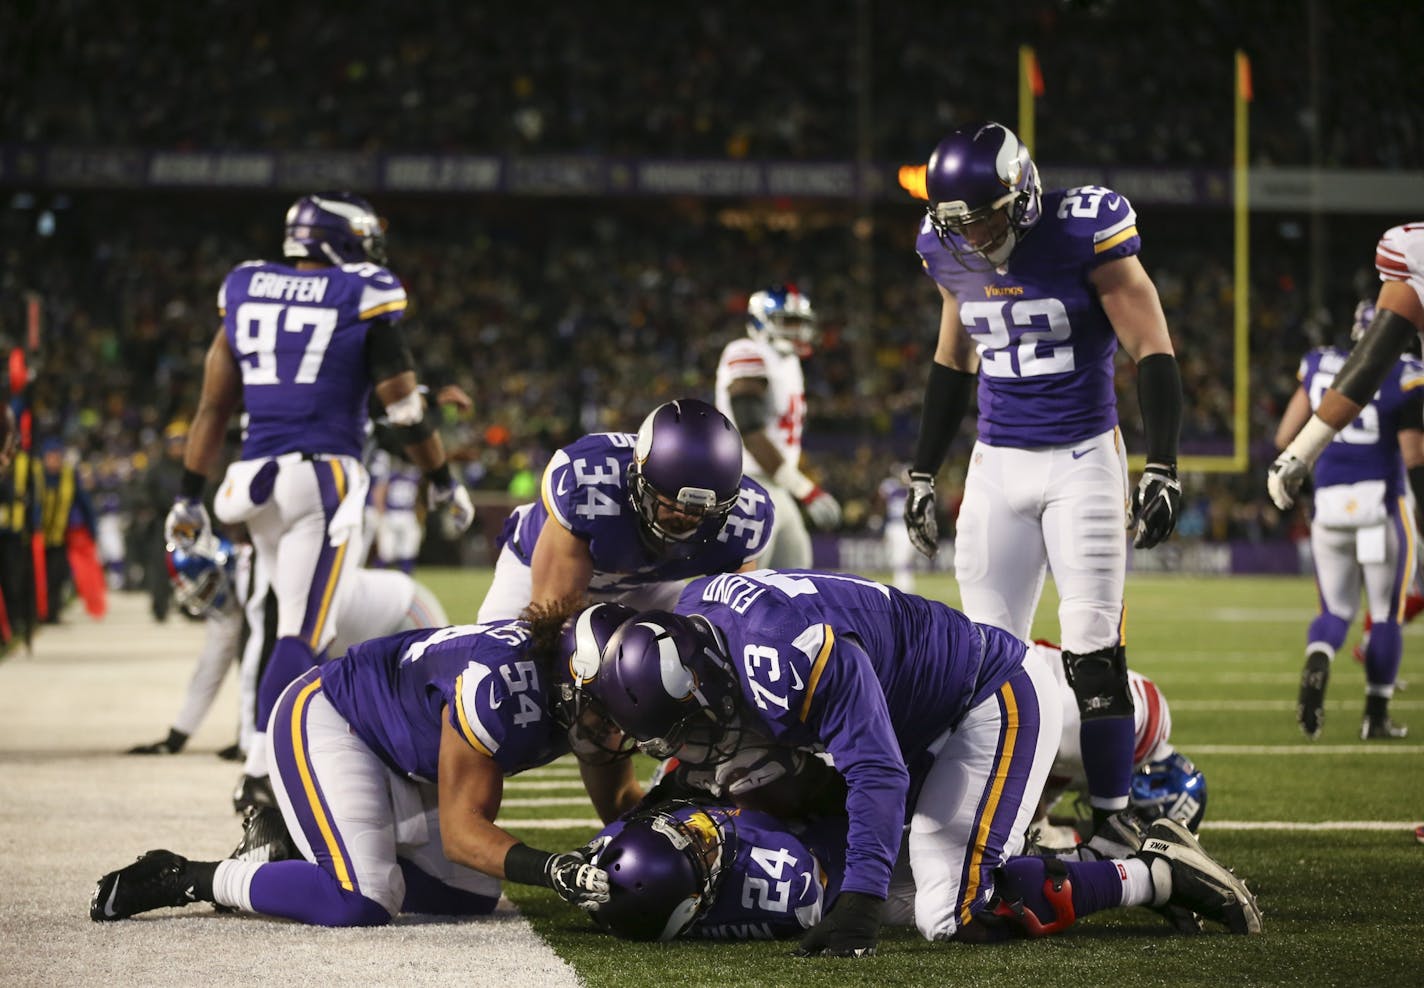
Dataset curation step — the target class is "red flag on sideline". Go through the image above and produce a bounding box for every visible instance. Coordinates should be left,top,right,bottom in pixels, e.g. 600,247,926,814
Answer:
67,526,107,619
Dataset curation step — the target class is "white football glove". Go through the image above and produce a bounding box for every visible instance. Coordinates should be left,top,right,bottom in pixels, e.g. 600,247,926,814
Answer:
1266,451,1310,511
164,497,211,549
800,486,842,529
1129,462,1182,549
427,480,475,539
546,850,610,910
905,471,939,558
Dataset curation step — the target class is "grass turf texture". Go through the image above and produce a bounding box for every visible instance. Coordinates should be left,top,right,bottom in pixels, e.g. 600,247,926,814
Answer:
421,568,1424,986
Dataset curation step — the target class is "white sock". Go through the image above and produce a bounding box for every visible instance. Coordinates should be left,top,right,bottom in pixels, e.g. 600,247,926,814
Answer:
212,859,262,912
1118,857,1157,907
242,732,269,777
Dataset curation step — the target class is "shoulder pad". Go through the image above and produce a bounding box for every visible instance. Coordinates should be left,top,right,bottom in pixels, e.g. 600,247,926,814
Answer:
1055,186,1140,260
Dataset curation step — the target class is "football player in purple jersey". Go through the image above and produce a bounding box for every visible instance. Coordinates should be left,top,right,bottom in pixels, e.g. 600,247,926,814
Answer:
582,793,1253,945
1275,300,1424,741
163,192,476,810
90,600,622,926
476,398,774,623
587,571,1258,955
904,121,1184,839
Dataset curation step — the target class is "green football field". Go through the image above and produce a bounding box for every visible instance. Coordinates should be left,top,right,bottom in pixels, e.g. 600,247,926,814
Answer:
422,568,1424,987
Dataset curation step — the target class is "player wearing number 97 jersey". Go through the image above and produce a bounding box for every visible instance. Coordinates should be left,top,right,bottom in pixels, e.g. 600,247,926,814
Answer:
167,192,474,810
907,121,1184,839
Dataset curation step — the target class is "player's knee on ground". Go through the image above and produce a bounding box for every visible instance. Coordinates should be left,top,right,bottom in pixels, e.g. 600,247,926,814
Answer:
398,859,500,916
1062,645,1132,719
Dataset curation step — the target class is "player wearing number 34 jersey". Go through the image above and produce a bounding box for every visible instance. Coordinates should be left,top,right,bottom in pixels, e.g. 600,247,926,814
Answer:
906,122,1184,838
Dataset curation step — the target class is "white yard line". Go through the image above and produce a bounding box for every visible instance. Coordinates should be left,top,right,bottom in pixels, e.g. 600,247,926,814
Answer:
1189,744,1424,754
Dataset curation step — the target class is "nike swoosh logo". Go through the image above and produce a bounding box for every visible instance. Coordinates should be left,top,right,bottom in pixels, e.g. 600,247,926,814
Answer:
102,877,121,918
1071,448,1092,459
555,474,570,497
788,664,804,691
801,872,814,898
488,683,504,710
1107,195,1122,210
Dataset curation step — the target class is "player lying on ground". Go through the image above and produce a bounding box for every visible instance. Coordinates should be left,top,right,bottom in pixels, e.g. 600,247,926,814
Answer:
90,600,637,926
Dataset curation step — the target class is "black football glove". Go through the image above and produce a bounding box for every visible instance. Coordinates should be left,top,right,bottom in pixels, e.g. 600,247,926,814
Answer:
1129,462,1182,549
905,471,939,559
794,891,883,958
545,850,610,910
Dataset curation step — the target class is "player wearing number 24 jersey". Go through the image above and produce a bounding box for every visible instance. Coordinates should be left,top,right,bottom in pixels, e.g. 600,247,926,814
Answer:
906,121,1185,840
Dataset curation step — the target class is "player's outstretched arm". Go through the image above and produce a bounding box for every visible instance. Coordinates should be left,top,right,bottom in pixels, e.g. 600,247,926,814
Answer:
167,329,240,546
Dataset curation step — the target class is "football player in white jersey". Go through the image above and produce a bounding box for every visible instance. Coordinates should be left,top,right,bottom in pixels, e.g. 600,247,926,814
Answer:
714,286,841,568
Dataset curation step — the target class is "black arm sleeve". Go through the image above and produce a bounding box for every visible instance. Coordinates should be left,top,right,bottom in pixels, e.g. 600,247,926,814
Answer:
728,392,769,434
364,318,417,383
1136,353,1183,464
1333,309,1421,406
911,363,976,475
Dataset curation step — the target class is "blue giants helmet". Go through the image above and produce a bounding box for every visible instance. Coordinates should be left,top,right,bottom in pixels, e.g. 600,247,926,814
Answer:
598,611,745,767
283,191,387,266
554,602,639,763
590,803,731,941
747,285,818,358
165,533,236,618
925,121,1042,271
1129,751,1207,832
628,399,745,559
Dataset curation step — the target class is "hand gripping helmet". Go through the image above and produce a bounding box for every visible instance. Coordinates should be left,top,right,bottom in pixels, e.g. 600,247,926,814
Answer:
628,399,745,559
925,121,1042,271
553,602,639,763
283,191,387,266
1349,299,1378,342
747,285,819,358
590,802,732,941
165,533,236,618
599,611,745,767
1129,751,1207,832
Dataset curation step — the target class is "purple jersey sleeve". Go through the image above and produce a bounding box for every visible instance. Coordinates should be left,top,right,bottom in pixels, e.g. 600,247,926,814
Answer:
914,187,1141,448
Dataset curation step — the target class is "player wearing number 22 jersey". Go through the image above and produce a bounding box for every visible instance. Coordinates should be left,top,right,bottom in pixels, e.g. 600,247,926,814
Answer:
906,122,1185,839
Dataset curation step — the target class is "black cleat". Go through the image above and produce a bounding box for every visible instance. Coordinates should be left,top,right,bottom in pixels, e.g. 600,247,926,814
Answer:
1138,818,1262,935
90,850,198,921
229,805,298,863
232,773,277,813
1361,716,1409,740
1297,651,1330,739
216,742,244,762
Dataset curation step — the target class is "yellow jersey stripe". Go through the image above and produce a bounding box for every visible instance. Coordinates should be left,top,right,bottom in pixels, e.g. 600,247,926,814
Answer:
1397,498,1416,622
307,460,348,650
959,679,1019,926
453,672,495,756
290,677,355,892
1094,226,1138,254
359,299,408,320
798,626,835,722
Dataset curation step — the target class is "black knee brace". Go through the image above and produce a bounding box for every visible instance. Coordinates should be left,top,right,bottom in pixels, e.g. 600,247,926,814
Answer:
1062,645,1132,719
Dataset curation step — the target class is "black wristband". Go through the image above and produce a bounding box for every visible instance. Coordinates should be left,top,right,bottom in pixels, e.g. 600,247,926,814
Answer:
1334,309,1420,406
1136,353,1183,465
503,843,554,887
1409,466,1424,509
912,363,976,475
425,462,453,487
180,469,207,499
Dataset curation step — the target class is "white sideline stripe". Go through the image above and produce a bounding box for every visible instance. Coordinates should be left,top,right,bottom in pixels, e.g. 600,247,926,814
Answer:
504,818,602,829
1205,820,1421,831
1190,744,1424,755
1205,608,1321,621
1171,700,1423,711
503,797,596,808
503,780,592,791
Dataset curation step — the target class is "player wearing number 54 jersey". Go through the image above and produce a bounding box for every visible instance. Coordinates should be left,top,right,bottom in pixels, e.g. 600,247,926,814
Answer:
164,192,476,804
906,122,1184,838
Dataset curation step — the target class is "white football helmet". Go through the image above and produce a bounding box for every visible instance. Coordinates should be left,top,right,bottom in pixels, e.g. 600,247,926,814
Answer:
747,285,818,358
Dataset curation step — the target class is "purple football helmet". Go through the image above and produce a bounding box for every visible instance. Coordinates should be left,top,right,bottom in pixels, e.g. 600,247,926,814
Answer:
1129,751,1207,832
925,121,1042,271
553,602,638,763
628,399,745,559
165,533,236,618
599,611,744,766
747,285,818,358
1350,299,1378,342
589,802,731,941
283,191,387,266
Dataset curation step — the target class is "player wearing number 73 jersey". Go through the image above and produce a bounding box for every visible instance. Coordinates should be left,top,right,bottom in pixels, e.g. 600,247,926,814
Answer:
906,121,1184,838
168,192,475,798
